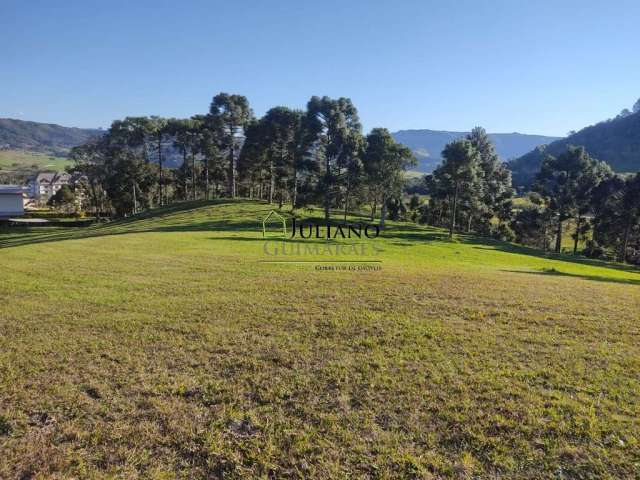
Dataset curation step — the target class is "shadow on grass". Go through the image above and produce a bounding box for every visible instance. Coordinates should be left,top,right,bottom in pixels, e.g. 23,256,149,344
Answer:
0,199,270,250
464,236,640,275
503,268,640,286
379,223,640,278
2,200,639,283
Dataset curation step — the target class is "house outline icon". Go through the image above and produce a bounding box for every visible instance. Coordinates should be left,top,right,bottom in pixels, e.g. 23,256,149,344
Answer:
262,210,287,238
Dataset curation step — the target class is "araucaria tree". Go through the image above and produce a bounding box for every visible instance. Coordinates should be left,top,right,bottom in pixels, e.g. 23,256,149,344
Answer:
363,128,415,228
591,173,640,262
209,93,254,198
431,139,480,238
534,146,607,253
66,91,640,265
306,96,363,221
466,127,514,236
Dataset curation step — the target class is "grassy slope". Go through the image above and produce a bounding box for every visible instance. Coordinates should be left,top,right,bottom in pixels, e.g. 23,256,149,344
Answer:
0,149,71,175
1,200,639,479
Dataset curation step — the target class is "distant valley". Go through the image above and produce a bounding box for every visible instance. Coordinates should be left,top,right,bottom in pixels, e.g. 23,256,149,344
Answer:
392,129,560,172
0,118,101,157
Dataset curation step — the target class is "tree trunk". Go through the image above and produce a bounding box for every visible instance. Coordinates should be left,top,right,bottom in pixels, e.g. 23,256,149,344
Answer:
555,217,563,253
343,177,350,221
268,157,274,204
191,153,196,200
158,131,163,205
132,181,137,215
573,214,581,255
183,150,188,201
370,197,377,221
379,194,387,229
449,184,459,239
228,125,236,198
291,169,298,210
324,155,331,221
620,218,631,263
204,161,210,201
89,180,99,215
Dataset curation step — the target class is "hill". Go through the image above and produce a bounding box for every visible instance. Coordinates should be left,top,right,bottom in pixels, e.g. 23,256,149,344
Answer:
0,150,72,184
509,110,640,186
0,118,102,156
392,129,560,172
1,200,639,478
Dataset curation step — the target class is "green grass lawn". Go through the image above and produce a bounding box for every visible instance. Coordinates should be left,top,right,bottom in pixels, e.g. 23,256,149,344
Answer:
1,200,639,478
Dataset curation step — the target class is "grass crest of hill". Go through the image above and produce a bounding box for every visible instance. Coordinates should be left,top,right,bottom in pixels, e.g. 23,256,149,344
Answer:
2,199,637,285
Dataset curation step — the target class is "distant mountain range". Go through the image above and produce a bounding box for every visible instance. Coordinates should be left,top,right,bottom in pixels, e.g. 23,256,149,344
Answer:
392,129,560,172
509,110,640,186
3,116,638,188
0,118,102,156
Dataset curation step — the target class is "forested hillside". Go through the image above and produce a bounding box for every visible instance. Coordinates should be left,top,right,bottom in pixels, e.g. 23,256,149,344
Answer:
0,118,101,156
509,110,640,186
392,129,559,172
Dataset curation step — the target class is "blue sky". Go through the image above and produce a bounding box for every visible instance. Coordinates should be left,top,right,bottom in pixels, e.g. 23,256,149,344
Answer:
2,0,639,136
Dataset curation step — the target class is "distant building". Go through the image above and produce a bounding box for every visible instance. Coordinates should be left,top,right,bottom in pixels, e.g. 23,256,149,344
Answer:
27,172,71,201
0,185,26,218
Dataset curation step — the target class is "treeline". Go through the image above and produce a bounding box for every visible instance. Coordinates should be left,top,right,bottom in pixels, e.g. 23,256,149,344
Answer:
70,93,414,226
508,104,640,187
68,92,640,264
418,137,640,263
514,147,640,263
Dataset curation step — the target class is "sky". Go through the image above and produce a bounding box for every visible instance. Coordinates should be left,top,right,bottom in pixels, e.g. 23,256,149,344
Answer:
2,0,639,136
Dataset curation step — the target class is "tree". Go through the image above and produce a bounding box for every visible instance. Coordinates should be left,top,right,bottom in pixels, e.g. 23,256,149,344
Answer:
618,108,632,118
306,96,362,221
363,128,415,228
633,98,640,114
209,93,254,198
592,174,640,262
618,174,640,262
570,160,611,254
260,107,302,206
466,127,514,237
511,195,555,251
69,142,109,214
533,146,603,253
48,184,76,212
146,117,169,205
432,139,480,238
289,110,318,209
341,132,366,220
238,119,270,201
103,150,157,216
168,118,195,200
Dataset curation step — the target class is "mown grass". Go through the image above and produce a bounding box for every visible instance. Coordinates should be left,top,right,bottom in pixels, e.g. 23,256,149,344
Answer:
1,200,639,479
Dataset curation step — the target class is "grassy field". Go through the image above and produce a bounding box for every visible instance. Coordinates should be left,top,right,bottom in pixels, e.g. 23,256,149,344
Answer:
1,200,639,479
0,149,71,178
